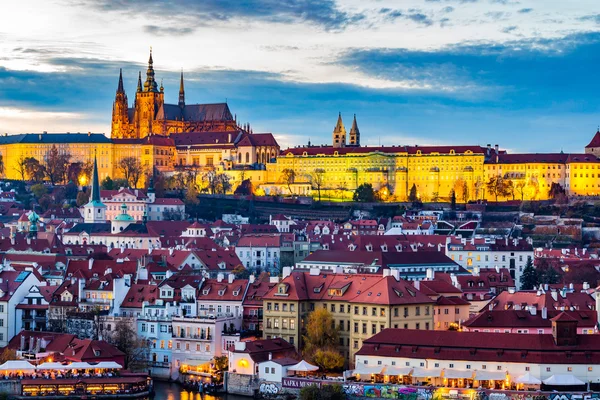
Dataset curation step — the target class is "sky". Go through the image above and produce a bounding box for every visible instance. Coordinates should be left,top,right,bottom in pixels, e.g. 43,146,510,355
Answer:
1,0,600,152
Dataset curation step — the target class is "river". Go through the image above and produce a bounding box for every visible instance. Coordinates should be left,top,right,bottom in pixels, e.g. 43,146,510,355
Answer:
153,381,255,400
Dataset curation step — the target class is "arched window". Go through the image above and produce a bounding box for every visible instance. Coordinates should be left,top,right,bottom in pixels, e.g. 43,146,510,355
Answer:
238,153,242,163
245,152,250,163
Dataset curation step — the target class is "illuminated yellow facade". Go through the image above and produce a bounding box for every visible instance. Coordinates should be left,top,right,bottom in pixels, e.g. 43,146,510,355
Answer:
266,145,487,201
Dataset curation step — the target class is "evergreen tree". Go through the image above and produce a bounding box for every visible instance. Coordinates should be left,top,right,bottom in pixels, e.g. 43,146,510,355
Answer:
408,184,418,203
520,259,538,290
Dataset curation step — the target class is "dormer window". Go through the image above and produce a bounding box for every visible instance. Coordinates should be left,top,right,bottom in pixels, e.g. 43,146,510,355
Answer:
314,284,324,293
277,284,288,294
233,290,240,296
203,288,210,295
218,289,225,296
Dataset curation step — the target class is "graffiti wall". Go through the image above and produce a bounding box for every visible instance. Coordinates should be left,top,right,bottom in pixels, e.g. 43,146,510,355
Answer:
275,378,600,400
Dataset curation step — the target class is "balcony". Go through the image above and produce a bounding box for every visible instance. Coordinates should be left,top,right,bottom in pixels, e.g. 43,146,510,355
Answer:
151,361,171,368
172,333,213,341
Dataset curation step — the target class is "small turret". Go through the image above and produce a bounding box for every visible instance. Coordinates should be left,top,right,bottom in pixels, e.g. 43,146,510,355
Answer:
117,69,125,94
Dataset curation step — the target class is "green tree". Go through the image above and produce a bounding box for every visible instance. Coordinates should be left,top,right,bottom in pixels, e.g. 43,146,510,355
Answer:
300,385,321,400
30,183,48,199
520,259,538,290
408,183,418,203
302,308,344,371
101,176,114,190
353,183,375,202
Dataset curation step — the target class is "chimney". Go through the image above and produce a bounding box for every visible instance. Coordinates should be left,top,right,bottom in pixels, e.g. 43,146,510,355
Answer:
551,291,558,301
473,266,480,277
268,352,272,361
217,273,224,282
426,268,434,280
494,144,499,153
228,274,234,284
413,280,420,291
88,258,93,270
583,282,590,290
249,275,255,284
529,306,536,316
542,307,548,320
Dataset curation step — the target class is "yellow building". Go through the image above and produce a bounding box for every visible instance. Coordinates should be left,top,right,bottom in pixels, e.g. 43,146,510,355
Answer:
262,269,434,367
268,144,487,201
483,152,600,200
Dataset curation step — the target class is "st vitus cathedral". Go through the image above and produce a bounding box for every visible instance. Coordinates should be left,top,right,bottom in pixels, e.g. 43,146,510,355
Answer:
111,49,238,139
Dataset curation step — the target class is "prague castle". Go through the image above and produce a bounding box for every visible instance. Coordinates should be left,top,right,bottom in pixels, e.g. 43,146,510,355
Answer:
1,49,600,202
111,50,237,139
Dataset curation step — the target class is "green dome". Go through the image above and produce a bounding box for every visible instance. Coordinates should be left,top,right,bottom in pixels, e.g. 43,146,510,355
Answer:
114,213,134,222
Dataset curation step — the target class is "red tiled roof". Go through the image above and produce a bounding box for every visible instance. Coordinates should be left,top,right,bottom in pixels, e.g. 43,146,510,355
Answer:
281,145,487,157
237,234,281,248
264,271,434,305
464,309,597,329
357,328,600,364
122,284,159,308
197,278,248,301
586,130,600,148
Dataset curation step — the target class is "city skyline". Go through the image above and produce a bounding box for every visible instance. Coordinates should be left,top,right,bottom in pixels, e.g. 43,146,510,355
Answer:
1,0,600,151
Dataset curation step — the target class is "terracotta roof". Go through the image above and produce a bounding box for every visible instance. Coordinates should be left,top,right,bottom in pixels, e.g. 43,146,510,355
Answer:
357,328,600,364
264,271,434,305
122,284,159,308
232,338,297,364
237,234,281,248
586,130,600,148
197,278,248,301
464,309,597,329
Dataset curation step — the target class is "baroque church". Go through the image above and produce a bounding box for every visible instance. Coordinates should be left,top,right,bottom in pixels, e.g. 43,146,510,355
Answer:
111,50,238,139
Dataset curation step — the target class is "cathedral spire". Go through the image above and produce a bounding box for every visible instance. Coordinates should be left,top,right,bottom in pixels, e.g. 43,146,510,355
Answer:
144,47,158,92
178,70,185,108
137,71,142,92
117,68,124,94
349,113,360,147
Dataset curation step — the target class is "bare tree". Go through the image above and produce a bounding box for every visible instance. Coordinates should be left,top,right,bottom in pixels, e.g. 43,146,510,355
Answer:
309,168,326,202
280,168,296,195
119,157,143,188
14,155,27,181
515,180,527,201
44,145,71,184
107,318,150,371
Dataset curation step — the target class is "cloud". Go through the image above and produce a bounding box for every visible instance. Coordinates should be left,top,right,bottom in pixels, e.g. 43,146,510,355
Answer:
83,0,365,31
485,11,511,21
501,26,518,34
143,25,195,36
517,8,533,13
579,14,600,24
378,8,434,26
442,6,455,13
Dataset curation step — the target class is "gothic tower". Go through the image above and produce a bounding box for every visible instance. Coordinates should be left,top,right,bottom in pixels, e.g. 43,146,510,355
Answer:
111,69,129,138
178,71,185,108
133,48,165,138
332,112,346,148
349,114,360,147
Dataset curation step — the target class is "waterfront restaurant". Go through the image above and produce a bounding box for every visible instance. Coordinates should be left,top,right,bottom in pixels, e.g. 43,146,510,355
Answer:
0,360,151,398
353,316,600,391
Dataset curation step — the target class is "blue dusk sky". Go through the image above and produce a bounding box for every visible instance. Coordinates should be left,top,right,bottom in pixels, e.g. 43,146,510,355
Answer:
1,0,600,152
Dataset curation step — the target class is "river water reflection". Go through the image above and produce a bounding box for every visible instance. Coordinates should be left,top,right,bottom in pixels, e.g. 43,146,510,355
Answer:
153,381,259,400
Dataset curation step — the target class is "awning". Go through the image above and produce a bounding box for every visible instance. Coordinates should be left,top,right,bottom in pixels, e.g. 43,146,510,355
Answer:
92,361,122,369
36,362,68,370
473,370,508,381
0,360,36,371
183,359,212,367
288,360,319,372
543,374,585,386
515,372,542,385
411,367,443,378
354,364,385,375
382,366,413,376
443,369,474,379
65,362,93,369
